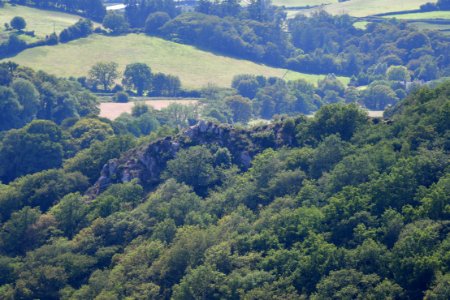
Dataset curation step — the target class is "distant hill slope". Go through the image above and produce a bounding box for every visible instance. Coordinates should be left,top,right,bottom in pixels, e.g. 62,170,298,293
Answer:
382,10,450,20
272,0,337,7
288,0,435,18
6,34,349,89
0,3,85,38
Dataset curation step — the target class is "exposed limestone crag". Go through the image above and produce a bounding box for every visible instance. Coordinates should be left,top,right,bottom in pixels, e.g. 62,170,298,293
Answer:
89,119,299,196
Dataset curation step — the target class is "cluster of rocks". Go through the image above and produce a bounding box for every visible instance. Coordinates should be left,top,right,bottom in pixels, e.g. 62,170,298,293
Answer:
89,119,300,196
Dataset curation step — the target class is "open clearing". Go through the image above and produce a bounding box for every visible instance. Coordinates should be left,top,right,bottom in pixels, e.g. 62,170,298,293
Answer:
412,22,450,34
296,0,435,17
353,21,369,29
100,99,199,120
383,11,450,20
7,34,349,89
272,0,337,7
0,4,85,38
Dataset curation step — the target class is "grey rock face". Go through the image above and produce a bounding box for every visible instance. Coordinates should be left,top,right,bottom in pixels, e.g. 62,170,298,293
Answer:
88,120,296,196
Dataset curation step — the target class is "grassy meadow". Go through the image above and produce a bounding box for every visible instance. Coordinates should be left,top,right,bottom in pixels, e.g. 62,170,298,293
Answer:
0,4,86,38
353,21,370,30
272,0,337,7
296,0,435,17
411,22,450,35
6,34,349,89
383,11,450,20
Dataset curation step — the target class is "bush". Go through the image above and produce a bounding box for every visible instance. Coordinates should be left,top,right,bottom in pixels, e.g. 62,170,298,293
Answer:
10,16,26,31
145,12,171,35
113,91,129,103
59,19,93,43
103,12,129,34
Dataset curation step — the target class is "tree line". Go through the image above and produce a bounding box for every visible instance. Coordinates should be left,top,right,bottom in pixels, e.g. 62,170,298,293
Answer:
83,61,182,97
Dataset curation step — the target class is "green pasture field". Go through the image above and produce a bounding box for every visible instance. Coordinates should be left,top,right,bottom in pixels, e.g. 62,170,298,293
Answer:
412,22,450,34
6,34,349,89
0,4,86,38
296,0,435,17
383,11,450,20
272,0,337,8
353,21,370,29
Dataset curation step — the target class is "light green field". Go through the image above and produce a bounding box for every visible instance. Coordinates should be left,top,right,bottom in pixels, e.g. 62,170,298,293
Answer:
299,0,435,17
272,0,337,7
353,21,370,30
6,34,349,89
0,4,85,38
412,22,450,35
383,11,450,20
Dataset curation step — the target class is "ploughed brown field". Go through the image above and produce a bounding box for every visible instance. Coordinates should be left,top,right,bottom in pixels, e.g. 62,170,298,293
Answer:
99,99,199,120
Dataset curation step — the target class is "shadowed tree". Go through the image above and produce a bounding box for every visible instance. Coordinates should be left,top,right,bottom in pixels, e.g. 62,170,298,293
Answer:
122,63,152,96
88,62,119,91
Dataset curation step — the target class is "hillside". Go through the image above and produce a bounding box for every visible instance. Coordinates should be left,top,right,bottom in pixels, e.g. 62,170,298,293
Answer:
0,80,448,299
0,3,85,38
6,34,349,89
384,10,450,20
289,0,435,17
0,1,448,298
272,0,337,7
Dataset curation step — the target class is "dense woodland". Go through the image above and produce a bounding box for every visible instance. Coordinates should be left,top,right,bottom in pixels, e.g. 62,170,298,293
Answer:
0,60,449,298
0,1,449,299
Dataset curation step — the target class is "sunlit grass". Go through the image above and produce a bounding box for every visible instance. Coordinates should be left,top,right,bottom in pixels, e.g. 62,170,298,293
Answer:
7,34,349,89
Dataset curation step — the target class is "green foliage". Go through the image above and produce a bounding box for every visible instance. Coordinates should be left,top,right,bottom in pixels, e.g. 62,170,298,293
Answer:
145,12,171,35
0,85,22,130
144,179,202,226
312,269,403,300
225,95,252,123
232,74,261,99
90,181,144,219
363,83,399,110
151,72,181,96
131,102,150,117
10,16,26,31
0,63,99,130
88,62,119,91
0,83,448,299
0,120,64,182
112,91,129,103
59,18,94,43
172,265,231,299
387,65,411,82
0,206,41,255
50,193,89,238
165,146,217,192
308,103,368,141
391,220,443,297
68,118,114,150
122,63,152,96
64,135,136,184
0,169,89,222
102,12,129,34
11,78,39,123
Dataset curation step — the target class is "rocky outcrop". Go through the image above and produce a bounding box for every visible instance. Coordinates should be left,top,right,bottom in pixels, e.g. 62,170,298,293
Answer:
88,119,299,196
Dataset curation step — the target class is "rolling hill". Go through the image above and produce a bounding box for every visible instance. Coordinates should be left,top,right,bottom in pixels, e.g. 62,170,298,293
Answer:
7,33,349,89
0,3,86,38
287,0,436,18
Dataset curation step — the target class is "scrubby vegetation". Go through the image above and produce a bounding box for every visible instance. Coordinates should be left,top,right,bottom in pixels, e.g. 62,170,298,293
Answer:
0,1,449,299
0,68,448,298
